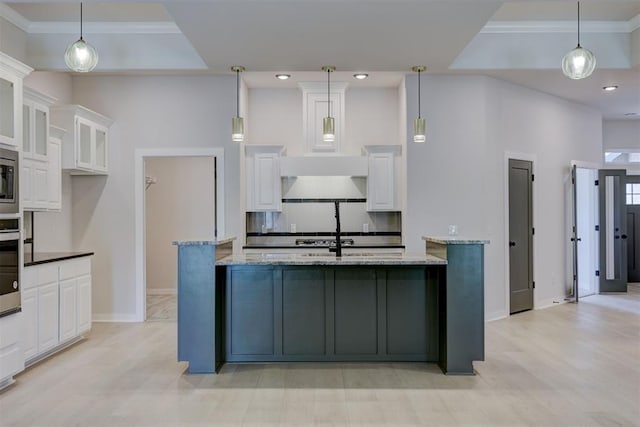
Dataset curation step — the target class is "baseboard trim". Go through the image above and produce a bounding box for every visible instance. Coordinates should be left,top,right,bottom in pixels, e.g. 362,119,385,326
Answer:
485,309,509,322
93,313,140,323
146,288,177,296
535,296,568,311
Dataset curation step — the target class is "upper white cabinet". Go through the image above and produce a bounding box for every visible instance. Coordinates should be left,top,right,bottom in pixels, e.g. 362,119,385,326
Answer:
364,145,401,212
299,82,348,154
47,126,64,211
23,88,56,160
0,52,32,149
50,105,113,175
246,145,284,212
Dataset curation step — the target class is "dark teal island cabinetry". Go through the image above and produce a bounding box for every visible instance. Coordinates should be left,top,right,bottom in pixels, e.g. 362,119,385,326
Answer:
224,265,442,363
174,241,488,375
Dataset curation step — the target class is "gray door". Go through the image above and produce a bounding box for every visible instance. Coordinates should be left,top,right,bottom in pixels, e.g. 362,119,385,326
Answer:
509,159,534,314
627,176,640,282
598,169,628,292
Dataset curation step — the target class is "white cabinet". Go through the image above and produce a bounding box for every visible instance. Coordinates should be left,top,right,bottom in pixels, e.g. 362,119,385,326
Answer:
0,52,32,148
59,279,77,342
0,312,24,389
246,145,284,212
364,145,401,212
299,82,348,154
21,256,92,365
47,127,64,211
22,158,49,211
23,88,56,160
50,105,113,175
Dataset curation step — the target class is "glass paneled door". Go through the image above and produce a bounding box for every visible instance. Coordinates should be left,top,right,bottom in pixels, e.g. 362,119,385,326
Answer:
598,169,628,292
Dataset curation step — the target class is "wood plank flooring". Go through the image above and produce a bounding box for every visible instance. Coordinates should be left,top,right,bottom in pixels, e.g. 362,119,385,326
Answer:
1,286,638,426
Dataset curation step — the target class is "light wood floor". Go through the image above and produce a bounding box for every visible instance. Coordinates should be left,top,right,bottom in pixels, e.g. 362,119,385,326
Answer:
1,286,638,427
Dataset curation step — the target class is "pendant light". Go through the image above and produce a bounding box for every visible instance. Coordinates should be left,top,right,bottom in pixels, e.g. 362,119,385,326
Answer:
412,66,426,143
231,66,245,143
322,66,336,143
64,3,99,73
562,1,596,80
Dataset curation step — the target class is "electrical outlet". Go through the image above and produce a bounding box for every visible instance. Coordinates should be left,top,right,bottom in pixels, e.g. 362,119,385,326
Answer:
290,224,296,233
362,223,369,233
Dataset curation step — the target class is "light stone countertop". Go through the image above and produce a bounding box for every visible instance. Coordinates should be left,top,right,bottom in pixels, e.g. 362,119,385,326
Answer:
172,237,236,246
423,236,490,245
216,253,446,266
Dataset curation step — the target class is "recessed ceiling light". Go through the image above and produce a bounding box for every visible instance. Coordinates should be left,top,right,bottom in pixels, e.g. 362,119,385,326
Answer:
603,85,618,92
353,73,369,80
275,74,291,80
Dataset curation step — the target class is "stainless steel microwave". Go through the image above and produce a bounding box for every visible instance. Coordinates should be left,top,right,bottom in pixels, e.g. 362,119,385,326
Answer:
0,148,18,214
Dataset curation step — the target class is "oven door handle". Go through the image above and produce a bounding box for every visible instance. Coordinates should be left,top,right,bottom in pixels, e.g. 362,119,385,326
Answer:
0,232,20,241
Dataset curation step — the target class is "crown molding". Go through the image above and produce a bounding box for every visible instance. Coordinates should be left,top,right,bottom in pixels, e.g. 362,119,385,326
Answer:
482,18,638,34
0,3,30,32
28,21,182,35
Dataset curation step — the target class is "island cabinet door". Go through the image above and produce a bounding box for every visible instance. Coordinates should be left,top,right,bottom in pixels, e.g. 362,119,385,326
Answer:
281,269,327,356
227,267,275,357
334,269,378,355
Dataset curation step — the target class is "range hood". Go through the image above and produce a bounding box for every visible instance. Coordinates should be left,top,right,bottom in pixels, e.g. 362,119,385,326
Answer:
280,156,368,177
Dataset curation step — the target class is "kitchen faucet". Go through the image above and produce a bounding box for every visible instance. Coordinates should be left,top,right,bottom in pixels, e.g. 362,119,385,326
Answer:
329,201,342,257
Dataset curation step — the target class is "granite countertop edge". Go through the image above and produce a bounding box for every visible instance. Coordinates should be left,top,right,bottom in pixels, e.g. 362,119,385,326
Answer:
24,251,95,267
422,236,490,245
216,254,446,266
173,237,236,246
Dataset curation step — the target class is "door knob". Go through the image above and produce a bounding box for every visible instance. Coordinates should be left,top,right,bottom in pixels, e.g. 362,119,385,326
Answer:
509,241,516,247
621,234,628,240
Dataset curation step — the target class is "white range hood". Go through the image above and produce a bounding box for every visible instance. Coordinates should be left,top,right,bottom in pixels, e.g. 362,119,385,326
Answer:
280,156,368,177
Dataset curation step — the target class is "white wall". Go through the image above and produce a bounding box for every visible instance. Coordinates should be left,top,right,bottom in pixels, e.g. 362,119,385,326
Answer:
0,18,27,64
145,156,215,294
405,74,603,320
69,75,238,320
24,71,73,104
603,120,640,149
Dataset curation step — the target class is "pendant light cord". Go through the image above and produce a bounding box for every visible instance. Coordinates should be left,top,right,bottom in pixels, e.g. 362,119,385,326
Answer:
236,69,239,118
417,69,421,119
327,68,331,117
80,2,84,40
577,1,581,47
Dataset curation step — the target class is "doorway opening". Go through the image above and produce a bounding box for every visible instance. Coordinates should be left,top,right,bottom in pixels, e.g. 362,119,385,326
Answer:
134,148,225,322
571,166,599,298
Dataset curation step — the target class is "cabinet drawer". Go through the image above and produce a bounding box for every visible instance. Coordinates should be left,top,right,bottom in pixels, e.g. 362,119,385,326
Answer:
59,257,91,280
0,312,22,349
23,264,59,289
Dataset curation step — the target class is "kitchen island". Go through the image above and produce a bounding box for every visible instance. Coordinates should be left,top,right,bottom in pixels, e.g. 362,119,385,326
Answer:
174,238,487,375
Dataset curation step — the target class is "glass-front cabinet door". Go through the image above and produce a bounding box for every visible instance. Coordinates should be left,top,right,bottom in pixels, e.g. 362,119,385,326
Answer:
95,128,107,171
22,104,30,152
0,77,15,144
34,107,47,157
77,118,93,169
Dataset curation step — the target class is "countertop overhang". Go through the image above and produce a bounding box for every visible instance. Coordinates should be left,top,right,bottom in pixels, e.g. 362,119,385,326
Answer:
216,253,446,266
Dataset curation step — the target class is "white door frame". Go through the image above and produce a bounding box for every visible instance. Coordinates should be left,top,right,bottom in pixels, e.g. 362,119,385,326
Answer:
134,147,225,322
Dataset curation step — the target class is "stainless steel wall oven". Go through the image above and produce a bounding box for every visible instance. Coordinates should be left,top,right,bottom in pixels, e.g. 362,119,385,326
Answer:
0,218,20,317
0,148,18,214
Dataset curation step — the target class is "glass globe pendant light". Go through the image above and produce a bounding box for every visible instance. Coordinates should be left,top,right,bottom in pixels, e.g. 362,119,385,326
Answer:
64,3,99,73
562,1,596,80
322,66,336,143
412,66,426,143
231,66,245,143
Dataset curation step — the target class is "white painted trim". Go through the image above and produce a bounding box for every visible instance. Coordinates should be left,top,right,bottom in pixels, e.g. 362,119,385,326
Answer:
92,314,139,323
134,147,225,323
571,160,602,170
504,152,539,316
535,296,568,311
485,309,508,322
28,21,181,35
482,19,635,34
0,3,30,32
146,288,177,296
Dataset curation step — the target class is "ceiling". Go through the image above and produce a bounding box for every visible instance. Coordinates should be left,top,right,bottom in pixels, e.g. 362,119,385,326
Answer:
1,0,639,119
